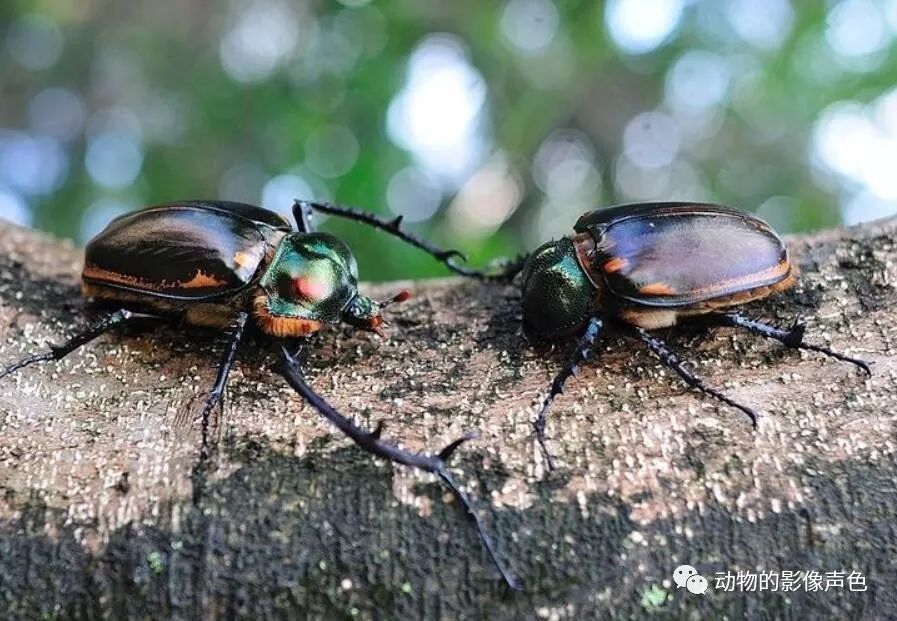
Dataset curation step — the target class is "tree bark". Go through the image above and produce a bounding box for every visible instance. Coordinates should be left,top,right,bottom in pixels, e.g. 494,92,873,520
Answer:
0,217,895,620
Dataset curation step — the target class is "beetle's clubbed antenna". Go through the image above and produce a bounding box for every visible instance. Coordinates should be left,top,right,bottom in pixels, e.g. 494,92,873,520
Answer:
299,199,527,282
629,326,760,427
378,289,411,309
716,311,871,375
0,309,140,381
533,316,603,471
278,344,521,591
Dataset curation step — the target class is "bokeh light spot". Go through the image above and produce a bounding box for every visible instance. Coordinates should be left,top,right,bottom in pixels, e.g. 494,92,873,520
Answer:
665,51,731,112
220,0,300,83
305,125,359,179
623,111,681,170
261,174,314,221
500,0,560,55
605,0,684,54
726,0,794,50
6,14,64,71
0,187,31,227
447,159,523,237
80,198,133,243
0,131,68,195
85,133,144,190
533,129,600,198
387,35,488,186
825,0,892,71
386,167,442,223
28,88,86,142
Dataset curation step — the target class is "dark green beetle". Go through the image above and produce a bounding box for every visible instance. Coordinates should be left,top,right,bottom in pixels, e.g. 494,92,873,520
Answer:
303,200,870,469
0,199,519,590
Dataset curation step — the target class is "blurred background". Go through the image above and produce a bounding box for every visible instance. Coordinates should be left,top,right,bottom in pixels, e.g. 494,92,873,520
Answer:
1,0,896,280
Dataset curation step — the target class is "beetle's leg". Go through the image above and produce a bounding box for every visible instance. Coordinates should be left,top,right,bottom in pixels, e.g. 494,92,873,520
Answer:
630,326,759,427
291,199,315,234
533,316,603,471
298,199,527,281
197,311,248,459
0,309,142,380
715,311,871,375
278,344,521,590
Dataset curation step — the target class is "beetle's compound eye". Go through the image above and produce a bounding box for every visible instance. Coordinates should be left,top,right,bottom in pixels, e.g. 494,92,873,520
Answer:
521,238,596,340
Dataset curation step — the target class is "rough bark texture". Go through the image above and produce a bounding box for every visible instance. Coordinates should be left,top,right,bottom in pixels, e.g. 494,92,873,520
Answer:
0,217,895,620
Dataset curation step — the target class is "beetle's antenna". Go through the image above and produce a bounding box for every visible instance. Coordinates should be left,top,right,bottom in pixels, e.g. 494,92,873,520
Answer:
303,200,527,282
278,344,522,591
716,311,871,375
533,316,603,471
630,325,760,427
0,309,139,381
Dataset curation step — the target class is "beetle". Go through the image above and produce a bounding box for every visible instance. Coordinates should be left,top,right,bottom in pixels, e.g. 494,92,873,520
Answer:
0,199,519,589
301,200,871,469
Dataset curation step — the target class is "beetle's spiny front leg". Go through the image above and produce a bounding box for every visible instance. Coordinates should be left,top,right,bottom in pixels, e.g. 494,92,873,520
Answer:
716,311,871,375
278,344,521,591
0,309,144,381
301,200,527,281
533,316,603,471
630,326,760,427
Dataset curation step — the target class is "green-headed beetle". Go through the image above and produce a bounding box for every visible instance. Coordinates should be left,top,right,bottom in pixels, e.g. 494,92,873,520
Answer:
0,199,520,590
305,200,870,469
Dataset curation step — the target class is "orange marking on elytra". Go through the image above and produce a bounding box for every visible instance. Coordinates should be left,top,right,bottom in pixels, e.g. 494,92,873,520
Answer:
603,257,628,273
180,270,228,288
639,282,677,296
82,265,227,291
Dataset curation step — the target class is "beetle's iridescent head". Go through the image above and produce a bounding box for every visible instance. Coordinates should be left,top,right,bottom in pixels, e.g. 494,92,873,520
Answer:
256,232,408,337
521,237,597,340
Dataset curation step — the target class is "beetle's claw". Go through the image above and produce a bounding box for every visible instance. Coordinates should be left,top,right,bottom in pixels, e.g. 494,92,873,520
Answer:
437,431,478,464
785,320,806,347
368,420,385,440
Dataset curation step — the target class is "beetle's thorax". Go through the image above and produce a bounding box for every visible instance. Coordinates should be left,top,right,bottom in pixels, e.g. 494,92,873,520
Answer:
251,231,392,338
520,236,604,340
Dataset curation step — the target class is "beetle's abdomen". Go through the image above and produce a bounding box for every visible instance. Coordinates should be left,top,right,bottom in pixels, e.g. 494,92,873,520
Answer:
579,204,794,308
83,202,284,301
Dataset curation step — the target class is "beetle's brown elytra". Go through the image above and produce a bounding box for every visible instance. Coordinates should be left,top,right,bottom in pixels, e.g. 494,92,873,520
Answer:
304,200,870,472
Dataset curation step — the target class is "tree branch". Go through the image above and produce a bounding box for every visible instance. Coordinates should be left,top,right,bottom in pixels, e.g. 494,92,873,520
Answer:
0,218,894,618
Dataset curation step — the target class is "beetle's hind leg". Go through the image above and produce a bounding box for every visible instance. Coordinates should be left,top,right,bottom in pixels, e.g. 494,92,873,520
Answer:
630,326,760,427
715,311,871,375
297,199,527,281
278,344,521,591
0,309,143,381
533,316,603,471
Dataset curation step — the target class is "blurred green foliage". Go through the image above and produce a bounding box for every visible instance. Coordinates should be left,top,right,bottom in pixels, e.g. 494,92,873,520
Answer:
1,0,896,281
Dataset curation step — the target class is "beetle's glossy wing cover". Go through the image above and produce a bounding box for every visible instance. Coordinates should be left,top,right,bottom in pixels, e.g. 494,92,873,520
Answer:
575,202,791,307
83,201,290,300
